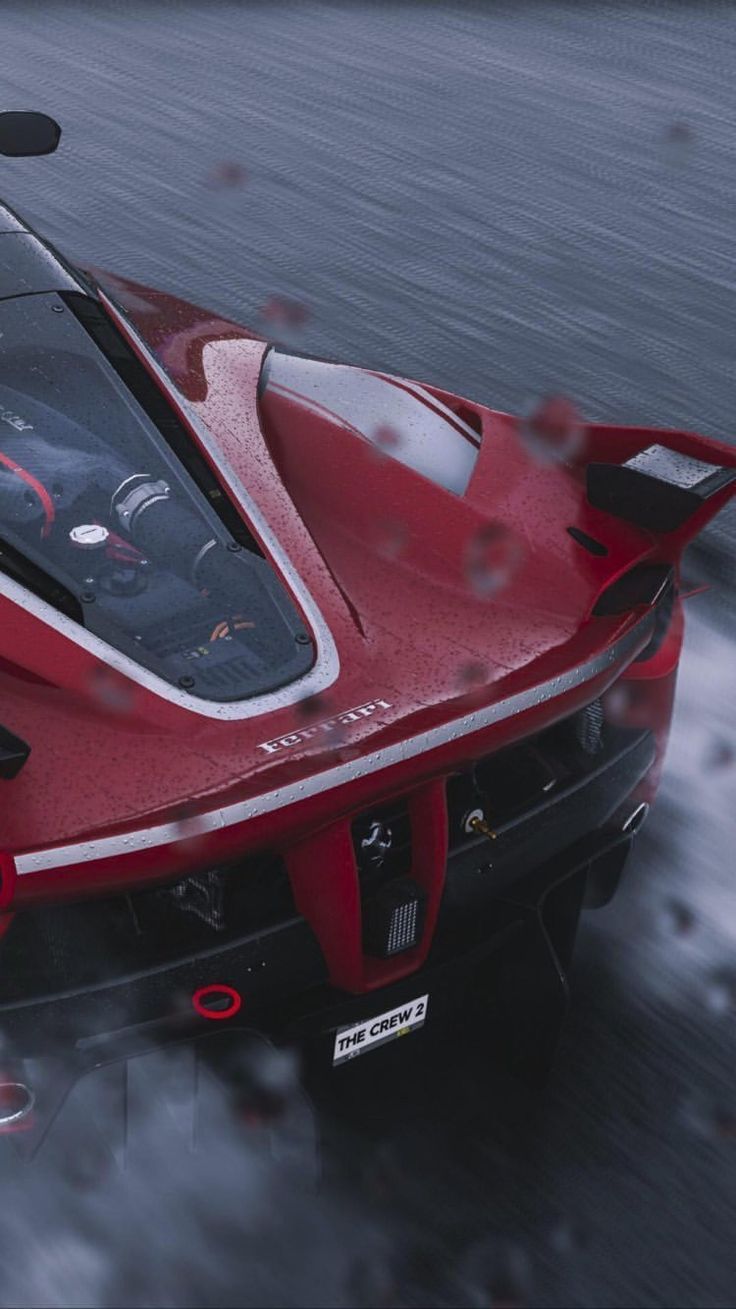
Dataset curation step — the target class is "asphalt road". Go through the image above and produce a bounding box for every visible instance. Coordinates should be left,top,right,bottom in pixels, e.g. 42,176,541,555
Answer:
1,3,736,1306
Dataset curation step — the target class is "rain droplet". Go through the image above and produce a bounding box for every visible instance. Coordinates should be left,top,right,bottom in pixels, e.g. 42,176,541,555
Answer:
171,806,210,856
371,422,402,459
702,736,735,771
258,296,310,329
519,393,585,465
602,684,632,725
659,898,696,937
85,664,134,716
206,160,248,189
295,692,329,723
456,660,487,690
662,120,694,166
705,969,736,1015
549,1215,589,1256
464,522,524,599
374,517,408,560
681,1093,736,1143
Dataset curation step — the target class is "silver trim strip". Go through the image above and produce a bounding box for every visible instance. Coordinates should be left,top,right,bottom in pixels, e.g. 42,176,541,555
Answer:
15,611,654,876
0,291,340,720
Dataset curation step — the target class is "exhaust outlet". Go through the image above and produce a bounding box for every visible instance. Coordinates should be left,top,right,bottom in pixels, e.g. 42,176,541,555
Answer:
622,801,650,836
0,1081,35,1129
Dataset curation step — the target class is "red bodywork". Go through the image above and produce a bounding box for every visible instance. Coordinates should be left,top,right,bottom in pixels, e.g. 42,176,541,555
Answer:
1,271,734,999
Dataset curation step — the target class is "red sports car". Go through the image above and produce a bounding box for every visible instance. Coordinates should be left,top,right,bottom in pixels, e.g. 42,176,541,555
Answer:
0,113,734,1092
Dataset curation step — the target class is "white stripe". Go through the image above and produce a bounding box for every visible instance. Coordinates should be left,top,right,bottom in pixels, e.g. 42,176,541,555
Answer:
14,611,654,876
380,375,483,447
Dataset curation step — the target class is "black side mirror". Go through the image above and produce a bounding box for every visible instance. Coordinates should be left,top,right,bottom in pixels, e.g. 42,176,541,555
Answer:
0,111,61,158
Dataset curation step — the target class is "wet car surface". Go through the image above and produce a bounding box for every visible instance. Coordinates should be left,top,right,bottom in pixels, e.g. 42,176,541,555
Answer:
0,3,735,1305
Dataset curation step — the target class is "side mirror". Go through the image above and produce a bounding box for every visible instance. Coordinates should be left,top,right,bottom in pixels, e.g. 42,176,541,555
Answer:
0,111,61,158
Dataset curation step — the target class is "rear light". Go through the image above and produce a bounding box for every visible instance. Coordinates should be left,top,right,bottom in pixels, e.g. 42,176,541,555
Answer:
363,877,426,958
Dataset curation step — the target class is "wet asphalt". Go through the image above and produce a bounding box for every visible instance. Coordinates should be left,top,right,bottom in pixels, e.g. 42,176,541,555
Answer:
1,3,736,1306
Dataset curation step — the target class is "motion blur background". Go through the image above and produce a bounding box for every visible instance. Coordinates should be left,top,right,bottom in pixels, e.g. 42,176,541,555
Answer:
1,2,736,1305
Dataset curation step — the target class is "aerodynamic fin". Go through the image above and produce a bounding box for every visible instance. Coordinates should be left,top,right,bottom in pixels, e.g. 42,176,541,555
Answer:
584,426,736,548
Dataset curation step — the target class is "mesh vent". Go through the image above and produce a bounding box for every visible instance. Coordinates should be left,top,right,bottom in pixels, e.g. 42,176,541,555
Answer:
575,699,604,755
363,877,426,958
0,855,297,1004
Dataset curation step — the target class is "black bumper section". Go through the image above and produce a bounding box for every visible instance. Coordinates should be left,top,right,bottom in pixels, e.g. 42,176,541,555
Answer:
0,726,655,1078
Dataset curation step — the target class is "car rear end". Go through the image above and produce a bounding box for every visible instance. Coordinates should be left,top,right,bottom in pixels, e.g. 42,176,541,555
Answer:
0,615,672,1082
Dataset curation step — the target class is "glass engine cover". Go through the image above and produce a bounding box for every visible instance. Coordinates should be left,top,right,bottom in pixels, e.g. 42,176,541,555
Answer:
0,293,313,701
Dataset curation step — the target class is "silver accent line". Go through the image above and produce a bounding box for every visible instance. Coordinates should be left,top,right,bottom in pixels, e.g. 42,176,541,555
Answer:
15,611,655,876
0,292,340,721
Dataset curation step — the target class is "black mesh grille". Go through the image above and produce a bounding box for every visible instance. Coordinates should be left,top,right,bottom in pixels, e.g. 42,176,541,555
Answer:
0,854,297,1004
575,698,605,754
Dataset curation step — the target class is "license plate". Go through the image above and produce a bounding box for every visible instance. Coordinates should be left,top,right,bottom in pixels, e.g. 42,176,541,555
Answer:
332,993,429,1065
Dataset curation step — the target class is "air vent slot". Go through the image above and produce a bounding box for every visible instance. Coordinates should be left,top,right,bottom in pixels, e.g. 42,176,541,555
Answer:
567,526,608,556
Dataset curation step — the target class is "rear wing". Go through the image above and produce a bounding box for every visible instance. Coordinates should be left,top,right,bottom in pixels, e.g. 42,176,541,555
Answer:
583,424,736,552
